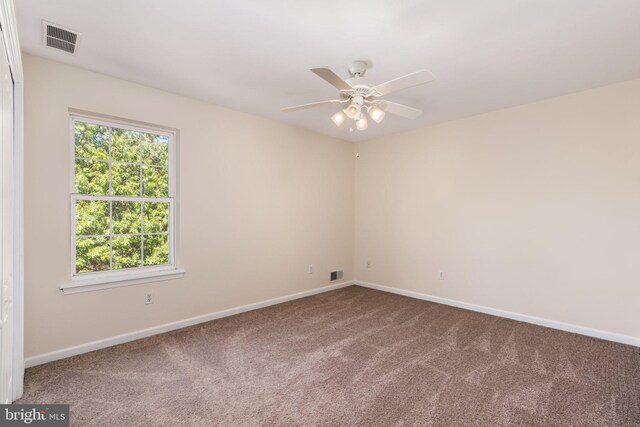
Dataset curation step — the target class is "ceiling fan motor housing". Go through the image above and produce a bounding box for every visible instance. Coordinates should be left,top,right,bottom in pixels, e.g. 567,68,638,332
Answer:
346,76,374,89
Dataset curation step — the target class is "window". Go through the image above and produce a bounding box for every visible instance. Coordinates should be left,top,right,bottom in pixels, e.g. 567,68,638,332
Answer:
65,114,183,293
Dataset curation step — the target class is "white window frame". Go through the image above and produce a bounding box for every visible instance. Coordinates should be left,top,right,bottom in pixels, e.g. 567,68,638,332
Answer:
62,113,184,294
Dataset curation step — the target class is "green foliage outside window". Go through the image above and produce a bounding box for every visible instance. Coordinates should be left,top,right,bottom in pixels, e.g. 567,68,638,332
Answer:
74,120,171,274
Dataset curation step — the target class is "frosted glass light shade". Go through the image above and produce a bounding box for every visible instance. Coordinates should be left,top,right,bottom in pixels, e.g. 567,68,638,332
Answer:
369,107,386,123
356,116,368,131
344,104,361,119
331,111,346,127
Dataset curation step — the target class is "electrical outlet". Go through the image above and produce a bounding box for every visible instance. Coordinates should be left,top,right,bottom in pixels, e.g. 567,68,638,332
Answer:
366,260,371,268
308,265,313,274
145,292,153,304
438,271,444,280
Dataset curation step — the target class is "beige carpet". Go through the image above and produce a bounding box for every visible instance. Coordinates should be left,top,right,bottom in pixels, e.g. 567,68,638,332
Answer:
18,286,640,426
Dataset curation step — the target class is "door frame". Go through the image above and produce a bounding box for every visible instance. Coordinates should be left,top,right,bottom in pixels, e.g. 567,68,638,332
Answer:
0,0,24,401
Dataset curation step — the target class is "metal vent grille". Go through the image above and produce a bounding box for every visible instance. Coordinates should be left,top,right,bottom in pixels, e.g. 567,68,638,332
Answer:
46,25,77,44
46,37,75,53
42,21,80,54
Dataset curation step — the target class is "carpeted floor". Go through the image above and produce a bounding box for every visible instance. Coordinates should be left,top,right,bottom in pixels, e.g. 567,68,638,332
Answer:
18,286,640,426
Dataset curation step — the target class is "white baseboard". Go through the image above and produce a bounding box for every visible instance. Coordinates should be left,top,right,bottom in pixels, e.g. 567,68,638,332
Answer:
26,278,637,368
355,280,639,347
25,280,354,368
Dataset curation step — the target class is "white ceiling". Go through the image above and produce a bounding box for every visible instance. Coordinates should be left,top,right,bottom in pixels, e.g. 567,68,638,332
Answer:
16,0,640,142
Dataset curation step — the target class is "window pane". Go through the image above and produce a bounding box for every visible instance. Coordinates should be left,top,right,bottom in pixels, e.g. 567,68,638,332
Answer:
112,201,141,234
75,200,109,236
112,235,142,270
75,122,109,160
111,128,140,163
76,236,110,273
143,234,169,266
142,166,169,197
143,202,169,233
112,163,141,196
73,118,174,277
142,134,169,167
75,159,109,195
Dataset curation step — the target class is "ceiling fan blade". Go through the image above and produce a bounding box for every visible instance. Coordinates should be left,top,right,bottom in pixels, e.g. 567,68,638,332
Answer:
281,99,344,112
374,70,435,96
380,101,422,119
310,67,352,91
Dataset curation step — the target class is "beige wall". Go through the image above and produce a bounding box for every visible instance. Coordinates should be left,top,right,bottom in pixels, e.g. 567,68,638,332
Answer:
355,78,640,339
24,54,355,358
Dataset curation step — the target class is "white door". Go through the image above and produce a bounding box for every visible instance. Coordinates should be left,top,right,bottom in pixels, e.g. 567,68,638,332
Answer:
0,26,14,404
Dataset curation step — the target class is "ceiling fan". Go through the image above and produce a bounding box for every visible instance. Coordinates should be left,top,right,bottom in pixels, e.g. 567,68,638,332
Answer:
282,61,435,131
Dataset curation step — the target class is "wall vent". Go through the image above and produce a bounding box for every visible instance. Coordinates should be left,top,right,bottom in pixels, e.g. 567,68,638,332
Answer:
330,270,344,281
42,21,81,54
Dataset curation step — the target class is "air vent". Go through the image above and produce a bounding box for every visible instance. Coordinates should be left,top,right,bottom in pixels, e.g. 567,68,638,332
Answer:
42,21,81,54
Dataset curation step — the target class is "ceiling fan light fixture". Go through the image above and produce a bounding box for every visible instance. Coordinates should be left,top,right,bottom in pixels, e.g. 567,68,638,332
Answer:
344,103,361,119
331,110,346,127
369,106,386,123
356,116,368,131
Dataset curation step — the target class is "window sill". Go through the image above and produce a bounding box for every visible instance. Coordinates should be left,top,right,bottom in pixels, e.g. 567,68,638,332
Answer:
61,268,186,294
